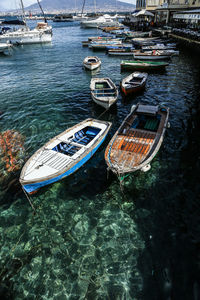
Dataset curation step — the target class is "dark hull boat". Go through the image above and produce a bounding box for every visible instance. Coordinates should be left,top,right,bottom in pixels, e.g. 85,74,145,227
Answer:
121,72,148,96
105,104,169,176
20,119,112,194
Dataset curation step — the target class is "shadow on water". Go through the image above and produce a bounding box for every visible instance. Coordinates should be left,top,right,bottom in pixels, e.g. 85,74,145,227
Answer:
120,58,200,300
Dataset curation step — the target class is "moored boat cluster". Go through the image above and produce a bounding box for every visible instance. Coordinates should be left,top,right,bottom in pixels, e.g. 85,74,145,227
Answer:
0,9,175,195
19,25,175,195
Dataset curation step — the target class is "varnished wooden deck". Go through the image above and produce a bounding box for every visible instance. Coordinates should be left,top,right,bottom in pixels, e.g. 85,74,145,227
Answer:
105,128,156,172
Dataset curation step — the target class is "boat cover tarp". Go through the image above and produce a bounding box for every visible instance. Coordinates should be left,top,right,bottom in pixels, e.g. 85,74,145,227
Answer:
136,104,159,115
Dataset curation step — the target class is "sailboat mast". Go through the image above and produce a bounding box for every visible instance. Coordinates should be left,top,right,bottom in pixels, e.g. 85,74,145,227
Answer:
94,0,96,15
37,0,47,22
81,0,86,17
19,0,27,25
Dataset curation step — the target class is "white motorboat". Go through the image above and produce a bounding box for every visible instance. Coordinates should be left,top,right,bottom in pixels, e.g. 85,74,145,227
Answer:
0,23,52,45
90,78,118,109
81,14,121,28
0,1,52,45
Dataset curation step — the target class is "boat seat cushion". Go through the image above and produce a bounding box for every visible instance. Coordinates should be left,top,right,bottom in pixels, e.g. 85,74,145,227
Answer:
52,142,81,156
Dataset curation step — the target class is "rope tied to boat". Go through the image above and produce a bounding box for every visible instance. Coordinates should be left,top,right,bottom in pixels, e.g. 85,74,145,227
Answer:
22,186,36,214
96,106,110,120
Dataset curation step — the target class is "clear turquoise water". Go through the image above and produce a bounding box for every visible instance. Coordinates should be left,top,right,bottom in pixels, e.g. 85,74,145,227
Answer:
0,21,200,299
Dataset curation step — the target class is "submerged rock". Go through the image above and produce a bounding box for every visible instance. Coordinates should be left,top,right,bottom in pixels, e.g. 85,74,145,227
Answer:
0,130,26,193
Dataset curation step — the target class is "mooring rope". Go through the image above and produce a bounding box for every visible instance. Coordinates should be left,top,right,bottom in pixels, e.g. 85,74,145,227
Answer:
96,106,110,120
22,186,36,214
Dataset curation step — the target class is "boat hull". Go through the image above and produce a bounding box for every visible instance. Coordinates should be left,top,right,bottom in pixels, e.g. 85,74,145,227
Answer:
121,84,145,96
108,51,134,56
105,104,169,175
91,94,117,109
0,32,52,45
121,61,168,71
84,62,101,70
22,135,107,194
134,55,170,60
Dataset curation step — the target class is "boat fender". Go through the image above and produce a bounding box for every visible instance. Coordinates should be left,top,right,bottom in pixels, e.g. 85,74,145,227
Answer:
167,122,170,129
131,104,137,113
141,164,151,172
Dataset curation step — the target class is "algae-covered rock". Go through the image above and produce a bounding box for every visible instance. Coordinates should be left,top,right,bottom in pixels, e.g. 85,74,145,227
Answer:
0,130,25,173
0,129,26,195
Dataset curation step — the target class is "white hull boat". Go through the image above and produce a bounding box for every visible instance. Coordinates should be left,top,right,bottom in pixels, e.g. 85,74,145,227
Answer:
81,15,121,28
20,119,112,194
0,23,52,45
0,42,13,54
83,56,101,70
90,78,118,109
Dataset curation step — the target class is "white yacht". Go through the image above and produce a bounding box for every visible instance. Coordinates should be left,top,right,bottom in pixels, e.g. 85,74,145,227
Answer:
0,0,52,45
81,14,121,28
0,22,52,45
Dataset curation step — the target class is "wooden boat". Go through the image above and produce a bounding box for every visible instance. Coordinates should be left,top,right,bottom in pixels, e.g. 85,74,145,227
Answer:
105,103,169,175
89,40,122,51
134,50,171,60
82,36,115,47
20,119,112,194
108,48,135,56
90,78,118,109
120,60,169,72
121,72,148,96
83,56,101,70
142,43,176,51
132,37,160,46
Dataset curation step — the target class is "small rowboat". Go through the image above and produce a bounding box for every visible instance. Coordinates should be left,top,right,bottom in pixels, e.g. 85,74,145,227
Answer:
89,41,122,51
108,48,135,56
121,72,148,96
134,50,171,60
120,60,169,72
105,103,169,175
90,77,118,109
142,43,176,51
83,56,101,70
132,37,160,46
20,119,112,194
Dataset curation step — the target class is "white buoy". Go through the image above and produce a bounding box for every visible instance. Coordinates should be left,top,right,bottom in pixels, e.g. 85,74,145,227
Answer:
141,164,151,172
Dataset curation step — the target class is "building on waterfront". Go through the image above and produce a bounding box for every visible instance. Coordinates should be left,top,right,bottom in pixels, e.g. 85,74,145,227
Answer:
136,0,200,26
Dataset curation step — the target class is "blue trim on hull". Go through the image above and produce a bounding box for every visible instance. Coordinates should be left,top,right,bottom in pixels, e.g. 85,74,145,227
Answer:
22,135,106,194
